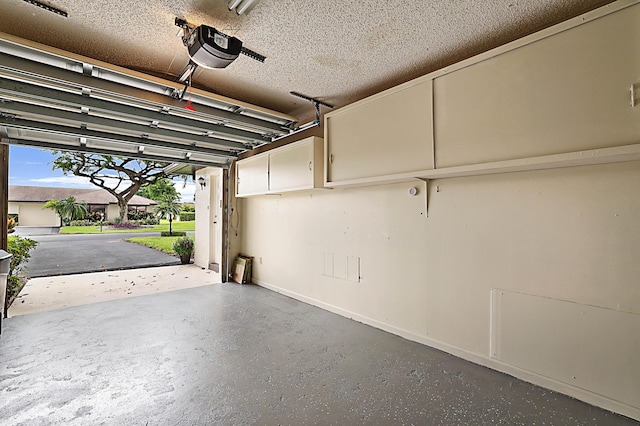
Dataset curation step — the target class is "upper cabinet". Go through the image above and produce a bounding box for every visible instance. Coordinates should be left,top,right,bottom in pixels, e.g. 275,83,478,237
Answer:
324,79,434,187
270,136,324,192
433,3,640,168
235,136,324,197
243,2,640,192
236,154,269,197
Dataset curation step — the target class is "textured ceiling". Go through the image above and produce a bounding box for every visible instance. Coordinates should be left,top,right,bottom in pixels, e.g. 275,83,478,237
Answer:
0,0,614,124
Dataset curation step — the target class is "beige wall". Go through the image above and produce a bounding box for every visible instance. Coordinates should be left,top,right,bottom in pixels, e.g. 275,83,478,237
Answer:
106,204,119,222
239,162,640,419
7,201,18,216
195,167,240,281
9,201,60,226
194,168,223,270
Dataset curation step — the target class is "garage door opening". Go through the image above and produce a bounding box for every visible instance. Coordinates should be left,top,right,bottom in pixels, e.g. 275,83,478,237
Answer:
4,145,227,317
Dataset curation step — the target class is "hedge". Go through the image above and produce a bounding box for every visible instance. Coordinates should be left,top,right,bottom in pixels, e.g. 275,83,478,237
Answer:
161,231,187,237
179,212,195,221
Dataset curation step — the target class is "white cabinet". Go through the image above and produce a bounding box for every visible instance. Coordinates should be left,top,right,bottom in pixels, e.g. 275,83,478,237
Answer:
236,154,269,197
270,136,323,192
235,136,324,197
433,3,640,168
324,79,434,187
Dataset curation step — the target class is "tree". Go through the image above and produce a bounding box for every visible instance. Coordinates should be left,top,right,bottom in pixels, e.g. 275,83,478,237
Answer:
137,177,178,201
155,193,182,236
5,235,38,317
51,153,168,223
43,196,88,226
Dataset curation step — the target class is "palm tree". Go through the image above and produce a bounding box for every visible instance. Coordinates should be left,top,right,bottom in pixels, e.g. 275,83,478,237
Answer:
155,193,182,235
43,196,88,226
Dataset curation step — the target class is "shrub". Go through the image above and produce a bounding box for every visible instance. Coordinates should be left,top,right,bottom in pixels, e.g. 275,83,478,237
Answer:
7,216,16,234
179,212,195,221
89,211,105,222
113,221,142,229
128,210,155,222
114,216,121,225
181,204,195,212
127,217,159,226
172,236,194,255
161,231,186,237
5,236,38,313
70,219,93,226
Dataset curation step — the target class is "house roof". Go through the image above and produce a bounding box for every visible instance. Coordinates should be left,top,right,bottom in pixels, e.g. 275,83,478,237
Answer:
8,185,157,206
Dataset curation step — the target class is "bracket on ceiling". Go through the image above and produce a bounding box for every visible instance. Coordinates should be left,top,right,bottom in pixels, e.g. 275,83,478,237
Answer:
269,92,333,143
22,0,68,17
290,91,334,124
174,18,196,100
175,60,197,101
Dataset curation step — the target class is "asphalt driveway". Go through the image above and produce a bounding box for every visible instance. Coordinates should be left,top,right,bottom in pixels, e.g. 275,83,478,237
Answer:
21,232,182,277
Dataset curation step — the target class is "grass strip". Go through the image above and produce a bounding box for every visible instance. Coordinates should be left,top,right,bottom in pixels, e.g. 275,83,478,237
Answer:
59,220,195,234
126,235,187,255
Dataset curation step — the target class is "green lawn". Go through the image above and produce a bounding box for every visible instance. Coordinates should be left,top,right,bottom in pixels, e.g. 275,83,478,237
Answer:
59,220,195,234
126,235,188,255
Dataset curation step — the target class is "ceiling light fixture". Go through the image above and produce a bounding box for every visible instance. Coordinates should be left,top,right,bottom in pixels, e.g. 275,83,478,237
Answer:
227,0,261,15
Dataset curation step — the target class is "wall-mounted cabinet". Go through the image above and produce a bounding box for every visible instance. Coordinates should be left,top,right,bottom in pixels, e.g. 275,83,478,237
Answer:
321,1,640,188
236,154,269,197
324,79,434,187
235,136,324,197
433,3,640,168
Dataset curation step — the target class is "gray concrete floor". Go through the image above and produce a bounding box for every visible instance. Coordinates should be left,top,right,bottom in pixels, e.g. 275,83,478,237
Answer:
0,283,637,425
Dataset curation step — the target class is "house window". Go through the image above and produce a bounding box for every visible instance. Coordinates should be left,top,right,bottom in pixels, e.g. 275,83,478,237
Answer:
88,205,106,222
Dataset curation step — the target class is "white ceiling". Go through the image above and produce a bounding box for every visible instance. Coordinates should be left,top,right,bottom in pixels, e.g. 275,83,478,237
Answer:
0,0,614,125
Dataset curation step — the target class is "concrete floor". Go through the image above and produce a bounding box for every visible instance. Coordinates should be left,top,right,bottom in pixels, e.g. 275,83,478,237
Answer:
0,283,637,425
9,265,219,317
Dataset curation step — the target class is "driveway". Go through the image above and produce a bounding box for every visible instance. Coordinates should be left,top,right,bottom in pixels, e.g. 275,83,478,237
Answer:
22,232,182,277
9,264,219,317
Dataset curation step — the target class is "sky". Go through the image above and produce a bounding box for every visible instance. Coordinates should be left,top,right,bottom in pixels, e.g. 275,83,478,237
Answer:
8,146,196,202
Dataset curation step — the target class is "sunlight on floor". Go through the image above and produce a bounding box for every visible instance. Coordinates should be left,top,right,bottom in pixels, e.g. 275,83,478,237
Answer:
8,265,221,317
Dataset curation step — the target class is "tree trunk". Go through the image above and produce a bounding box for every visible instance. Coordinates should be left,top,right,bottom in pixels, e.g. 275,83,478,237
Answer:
115,188,141,223
118,203,128,223
169,215,173,235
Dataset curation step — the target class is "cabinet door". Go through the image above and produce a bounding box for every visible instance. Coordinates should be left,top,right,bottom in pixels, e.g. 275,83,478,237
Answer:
236,154,269,197
434,4,640,168
269,137,321,192
325,79,434,184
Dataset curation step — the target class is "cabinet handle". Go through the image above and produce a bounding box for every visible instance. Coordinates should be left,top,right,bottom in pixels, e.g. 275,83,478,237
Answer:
329,154,334,164
309,161,312,171
631,84,637,108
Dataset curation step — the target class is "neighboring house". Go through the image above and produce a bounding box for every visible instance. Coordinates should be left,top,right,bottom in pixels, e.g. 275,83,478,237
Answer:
8,185,157,226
